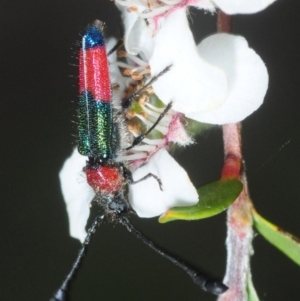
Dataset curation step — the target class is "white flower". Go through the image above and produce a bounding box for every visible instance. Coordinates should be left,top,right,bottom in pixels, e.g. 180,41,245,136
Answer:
60,0,272,240
59,148,198,242
192,33,268,124
60,40,197,241
117,6,269,125
59,20,200,243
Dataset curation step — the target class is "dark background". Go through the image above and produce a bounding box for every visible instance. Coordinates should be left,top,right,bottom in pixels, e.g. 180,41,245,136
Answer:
1,0,299,300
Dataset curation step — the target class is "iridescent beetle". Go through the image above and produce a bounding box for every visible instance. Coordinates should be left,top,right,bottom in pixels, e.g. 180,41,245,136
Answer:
77,20,167,215
50,20,228,301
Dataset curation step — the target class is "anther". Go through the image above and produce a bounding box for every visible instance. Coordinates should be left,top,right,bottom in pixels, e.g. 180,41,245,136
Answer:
138,95,149,105
145,86,154,94
117,50,127,58
112,83,120,90
132,71,143,80
127,6,138,12
126,110,136,120
147,0,153,10
122,68,132,76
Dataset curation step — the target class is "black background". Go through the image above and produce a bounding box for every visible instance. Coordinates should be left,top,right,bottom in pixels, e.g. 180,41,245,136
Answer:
1,0,300,300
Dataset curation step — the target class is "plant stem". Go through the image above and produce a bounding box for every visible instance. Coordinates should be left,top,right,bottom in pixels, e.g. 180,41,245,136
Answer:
217,10,233,33
217,10,255,301
218,124,253,301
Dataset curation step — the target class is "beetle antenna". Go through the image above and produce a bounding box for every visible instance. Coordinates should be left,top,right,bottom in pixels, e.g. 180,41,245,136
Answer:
107,38,124,56
50,214,105,301
117,216,228,296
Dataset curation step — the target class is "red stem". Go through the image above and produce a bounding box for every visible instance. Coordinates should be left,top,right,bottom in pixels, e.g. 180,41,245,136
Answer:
217,10,233,33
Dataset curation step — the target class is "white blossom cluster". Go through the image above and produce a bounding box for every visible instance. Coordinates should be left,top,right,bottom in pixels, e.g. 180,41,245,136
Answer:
60,0,276,241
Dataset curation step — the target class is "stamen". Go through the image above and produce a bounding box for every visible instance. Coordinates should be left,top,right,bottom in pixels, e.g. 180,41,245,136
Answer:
126,53,149,67
125,84,135,96
138,110,149,119
132,71,144,80
138,95,149,105
147,0,153,10
126,110,136,120
141,104,172,124
122,68,133,76
112,83,120,90
131,66,146,73
144,101,165,113
127,5,139,12
111,61,135,70
139,69,151,76
136,83,145,91
128,123,141,135
117,50,127,58
145,86,154,94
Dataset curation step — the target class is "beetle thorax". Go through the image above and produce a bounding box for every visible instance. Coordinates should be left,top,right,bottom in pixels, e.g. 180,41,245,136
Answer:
86,165,122,195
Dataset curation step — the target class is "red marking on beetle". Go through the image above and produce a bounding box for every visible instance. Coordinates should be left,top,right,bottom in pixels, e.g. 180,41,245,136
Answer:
86,166,122,194
79,46,111,102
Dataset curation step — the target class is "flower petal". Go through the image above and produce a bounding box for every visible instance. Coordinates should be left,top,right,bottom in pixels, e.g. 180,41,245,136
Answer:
149,8,228,116
129,149,198,217
212,0,277,14
187,33,268,124
59,149,95,242
116,2,154,56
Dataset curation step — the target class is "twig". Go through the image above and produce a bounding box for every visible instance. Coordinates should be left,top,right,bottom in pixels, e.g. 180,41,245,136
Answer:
216,11,255,301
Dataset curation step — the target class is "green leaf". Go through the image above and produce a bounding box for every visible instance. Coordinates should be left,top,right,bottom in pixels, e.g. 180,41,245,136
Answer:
159,179,243,223
253,210,300,266
247,273,260,301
